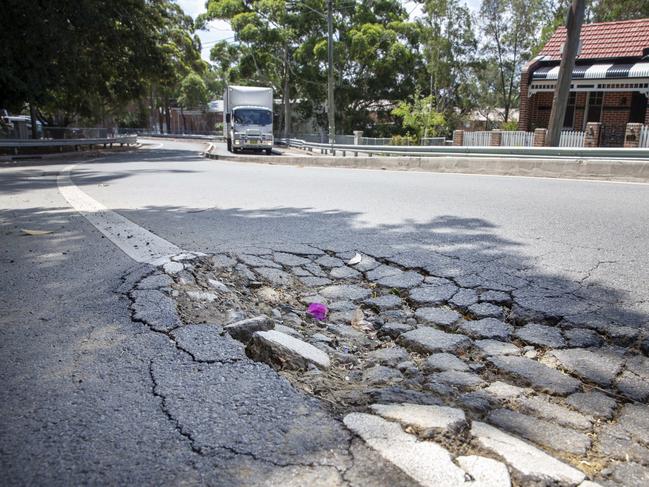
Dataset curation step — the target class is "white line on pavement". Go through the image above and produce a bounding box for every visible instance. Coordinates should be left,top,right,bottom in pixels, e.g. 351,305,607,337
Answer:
57,161,181,265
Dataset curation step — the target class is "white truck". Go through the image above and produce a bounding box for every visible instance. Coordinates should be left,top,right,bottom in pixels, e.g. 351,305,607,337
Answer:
223,85,274,154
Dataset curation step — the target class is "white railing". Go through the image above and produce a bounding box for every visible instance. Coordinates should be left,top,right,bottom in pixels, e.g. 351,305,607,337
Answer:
640,125,649,148
463,131,491,146
559,130,585,147
502,131,534,147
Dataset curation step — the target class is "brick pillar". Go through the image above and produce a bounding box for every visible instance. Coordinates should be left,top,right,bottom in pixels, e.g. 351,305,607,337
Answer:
624,123,643,148
533,128,547,147
453,130,464,146
353,130,363,145
518,59,540,131
490,130,502,146
585,122,602,147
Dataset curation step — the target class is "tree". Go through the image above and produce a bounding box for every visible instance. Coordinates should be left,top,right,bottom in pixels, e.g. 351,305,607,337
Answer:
479,0,550,122
392,91,446,140
590,0,649,21
177,72,209,132
419,0,478,134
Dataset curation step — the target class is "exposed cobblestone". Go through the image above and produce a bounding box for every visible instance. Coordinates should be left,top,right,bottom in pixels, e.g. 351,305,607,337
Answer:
168,248,649,483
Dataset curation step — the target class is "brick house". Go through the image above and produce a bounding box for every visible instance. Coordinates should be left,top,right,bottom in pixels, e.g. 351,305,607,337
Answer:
519,18,649,147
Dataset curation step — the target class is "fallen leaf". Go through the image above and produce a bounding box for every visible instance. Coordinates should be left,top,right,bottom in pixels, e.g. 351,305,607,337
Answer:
350,307,364,327
21,228,53,236
347,252,362,266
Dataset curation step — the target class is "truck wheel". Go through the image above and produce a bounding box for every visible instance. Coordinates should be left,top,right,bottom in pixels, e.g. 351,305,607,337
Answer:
265,148,272,155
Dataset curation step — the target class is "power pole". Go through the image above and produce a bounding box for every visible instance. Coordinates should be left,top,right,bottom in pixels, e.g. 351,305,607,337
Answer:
546,0,585,146
327,0,335,144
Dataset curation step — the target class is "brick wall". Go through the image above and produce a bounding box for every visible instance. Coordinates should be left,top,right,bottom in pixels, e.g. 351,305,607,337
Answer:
601,92,632,129
518,72,531,131
530,92,553,129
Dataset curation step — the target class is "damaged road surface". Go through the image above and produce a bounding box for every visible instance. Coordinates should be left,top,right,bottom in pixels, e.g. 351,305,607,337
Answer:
2,139,649,486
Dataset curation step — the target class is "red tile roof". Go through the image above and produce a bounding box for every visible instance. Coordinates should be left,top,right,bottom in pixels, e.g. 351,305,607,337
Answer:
538,18,649,61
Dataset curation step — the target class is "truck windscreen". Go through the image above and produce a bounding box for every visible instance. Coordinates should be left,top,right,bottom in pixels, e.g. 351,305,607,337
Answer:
233,109,272,126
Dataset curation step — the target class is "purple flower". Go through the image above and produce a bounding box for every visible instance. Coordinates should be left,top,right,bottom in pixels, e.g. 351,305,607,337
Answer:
307,302,328,321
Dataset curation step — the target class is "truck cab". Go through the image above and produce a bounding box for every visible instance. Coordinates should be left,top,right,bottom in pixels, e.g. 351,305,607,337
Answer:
224,86,274,155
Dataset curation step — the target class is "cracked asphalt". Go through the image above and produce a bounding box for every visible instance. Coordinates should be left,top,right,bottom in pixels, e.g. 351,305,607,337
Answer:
1,138,648,485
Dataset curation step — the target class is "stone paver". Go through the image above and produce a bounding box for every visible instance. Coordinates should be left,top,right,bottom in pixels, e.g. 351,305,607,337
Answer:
399,328,471,354
434,370,486,389
255,267,294,287
566,391,617,419
370,403,467,435
548,348,625,386
273,252,310,266
363,365,404,385
378,322,413,338
366,346,410,367
488,409,591,455
480,290,511,304
424,353,470,372
449,288,478,307
457,318,512,341
597,404,649,464
564,328,604,348
409,285,457,305
483,381,529,400
414,307,461,326
515,395,592,430
474,339,520,356
488,355,581,395
471,421,585,485
601,461,649,487
247,330,330,370
365,294,402,310
615,355,649,401
515,323,566,348
343,413,469,487
315,255,345,268
469,302,504,319
224,315,275,343
455,456,511,487
330,266,362,279
377,271,425,289
320,284,371,301
239,254,281,269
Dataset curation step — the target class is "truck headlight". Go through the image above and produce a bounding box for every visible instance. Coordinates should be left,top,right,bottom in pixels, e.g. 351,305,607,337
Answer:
234,139,240,145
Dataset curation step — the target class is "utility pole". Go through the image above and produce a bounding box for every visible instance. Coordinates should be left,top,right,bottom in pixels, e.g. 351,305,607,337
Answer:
327,0,335,144
546,0,585,146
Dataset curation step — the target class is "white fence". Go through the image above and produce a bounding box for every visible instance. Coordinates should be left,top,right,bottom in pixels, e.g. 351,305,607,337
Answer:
463,131,491,146
640,125,649,148
502,131,534,147
559,130,585,147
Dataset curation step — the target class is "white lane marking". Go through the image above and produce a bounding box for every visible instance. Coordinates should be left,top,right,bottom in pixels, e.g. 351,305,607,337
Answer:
57,161,181,264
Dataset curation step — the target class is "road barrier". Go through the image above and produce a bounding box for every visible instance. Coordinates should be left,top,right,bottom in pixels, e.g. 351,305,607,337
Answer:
279,137,649,160
0,135,137,155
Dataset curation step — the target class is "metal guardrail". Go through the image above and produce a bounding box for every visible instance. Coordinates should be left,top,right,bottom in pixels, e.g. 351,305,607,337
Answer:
280,137,649,160
0,136,137,155
0,135,136,148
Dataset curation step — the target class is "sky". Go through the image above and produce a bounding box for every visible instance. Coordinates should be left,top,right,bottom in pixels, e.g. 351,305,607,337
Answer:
177,0,482,62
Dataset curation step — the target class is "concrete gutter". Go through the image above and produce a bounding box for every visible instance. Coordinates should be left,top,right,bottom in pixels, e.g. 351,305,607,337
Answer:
205,146,649,183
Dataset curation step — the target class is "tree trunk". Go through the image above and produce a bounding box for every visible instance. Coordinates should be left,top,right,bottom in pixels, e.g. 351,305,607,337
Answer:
181,106,186,134
165,100,171,134
546,0,585,146
29,103,38,139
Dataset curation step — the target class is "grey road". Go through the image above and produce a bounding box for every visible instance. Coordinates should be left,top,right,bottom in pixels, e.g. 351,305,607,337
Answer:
1,138,648,485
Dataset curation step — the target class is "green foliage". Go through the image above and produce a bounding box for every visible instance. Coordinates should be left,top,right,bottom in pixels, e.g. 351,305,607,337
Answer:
178,73,209,110
500,120,519,131
391,92,446,140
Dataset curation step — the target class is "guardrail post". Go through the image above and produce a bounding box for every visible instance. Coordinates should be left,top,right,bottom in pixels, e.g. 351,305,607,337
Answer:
533,128,547,147
584,122,601,148
489,130,502,147
624,123,643,148
452,130,464,146
353,130,363,157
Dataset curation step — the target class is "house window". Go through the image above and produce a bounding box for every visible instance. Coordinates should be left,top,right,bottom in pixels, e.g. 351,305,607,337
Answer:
563,92,576,128
586,92,603,123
